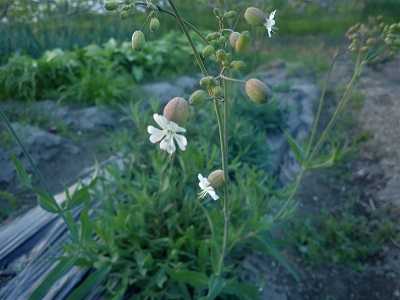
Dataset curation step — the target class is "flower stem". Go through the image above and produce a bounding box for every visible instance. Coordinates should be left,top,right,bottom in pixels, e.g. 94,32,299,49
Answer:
167,0,230,276
166,0,208,76
275,54,363,221
0,108,51,194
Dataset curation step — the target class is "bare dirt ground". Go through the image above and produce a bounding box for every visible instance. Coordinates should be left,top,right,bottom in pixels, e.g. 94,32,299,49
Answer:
249,55,400,300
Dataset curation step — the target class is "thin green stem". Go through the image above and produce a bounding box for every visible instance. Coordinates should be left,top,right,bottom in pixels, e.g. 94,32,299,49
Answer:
305,50,340,158
275,54,364,222
167,0,208,75
308,56,363,161
219,74,246,84
0,109,51,194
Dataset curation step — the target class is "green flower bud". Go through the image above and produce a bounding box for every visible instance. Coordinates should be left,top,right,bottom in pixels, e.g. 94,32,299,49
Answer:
163,97,190,124
245,79,271,104
189,90,208,105
230,60,246,71
213,8,221,17
229,32,240,48
202,45,215,58
206,32,220,41
132,30,145,50
120,11,129,19
105,1,119,11
235,31,251,53
149,17,160,32
218,36,227,45
200,76,216,88
224,10,237,19
244,7,266,26
216,49,227,63
208,170,225,188
212,86,223,98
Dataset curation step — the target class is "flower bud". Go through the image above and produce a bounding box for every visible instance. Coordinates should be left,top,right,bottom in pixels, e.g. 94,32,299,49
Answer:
235,31,251,53
224,10,237,19
216,49,227,62
202,45,215,58
245,79,271,104
189,90,208,105
132,31,145,50
208,170,225,188
206,32,220,41
149,17,160,32
212,86,223,98
105,1,119,11
244,7,266,26
229,32,240,48
230,60,246,71
213,8,221,17
200,76,216,88
163,97,190,124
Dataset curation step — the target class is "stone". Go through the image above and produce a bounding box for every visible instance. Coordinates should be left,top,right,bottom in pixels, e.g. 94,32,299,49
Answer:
142,82,185,104
68,107,117,131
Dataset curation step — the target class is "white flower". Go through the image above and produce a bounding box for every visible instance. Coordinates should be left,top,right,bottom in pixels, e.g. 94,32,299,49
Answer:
264,10,277,38
147,114,187,155
198,174,219,201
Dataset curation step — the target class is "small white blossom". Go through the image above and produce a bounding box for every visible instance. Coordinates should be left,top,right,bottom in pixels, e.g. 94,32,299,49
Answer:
147,114,187,155
264,10,277,38
198,174,219,201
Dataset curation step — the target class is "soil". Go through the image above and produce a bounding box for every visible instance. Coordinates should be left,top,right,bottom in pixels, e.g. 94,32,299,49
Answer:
245,55,400,300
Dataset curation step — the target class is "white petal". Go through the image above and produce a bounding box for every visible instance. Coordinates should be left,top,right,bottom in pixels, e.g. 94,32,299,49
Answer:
147,126,165,143
168,121,186,133
160,134,176,154
174,134,187,151
208,188,219,201
198,174,204,181
153,114,169,130
270,10,276,20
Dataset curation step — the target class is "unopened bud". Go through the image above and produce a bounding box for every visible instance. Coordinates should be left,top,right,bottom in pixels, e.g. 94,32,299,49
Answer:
216,49,227,62
163,97,190,124
189,90,208,105
149,17,160,32
202,45,215,58
132,31,145,50
245,79,271,104
224,10,237,19
244,7,266,26
208,170,225,188
105,1,119,11
206,32,220,41
230,60,246,71
235,31,251,53
229,32,240,48
212,86,223,98
200,76,216,88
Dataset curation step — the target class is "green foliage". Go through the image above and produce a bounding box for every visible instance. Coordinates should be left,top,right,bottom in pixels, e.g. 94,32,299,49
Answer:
288,210,397,268
0,32,199,103
33,98,284,299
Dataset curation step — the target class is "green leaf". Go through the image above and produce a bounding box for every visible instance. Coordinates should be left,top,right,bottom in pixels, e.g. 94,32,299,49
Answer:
29,257,77,300
66,184,91,210
168,269,208,288
206,275,226,300
11,156,32,188
36,190,60,213
307,148,338,170
254,236,300,282
284,131,305,165
224,281,260,300
66,267,110,300
79,207,92,243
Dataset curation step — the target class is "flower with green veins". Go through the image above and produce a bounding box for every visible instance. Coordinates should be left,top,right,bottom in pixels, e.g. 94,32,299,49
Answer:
198,174,219,201
147,114,187,155
265,10,277,38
